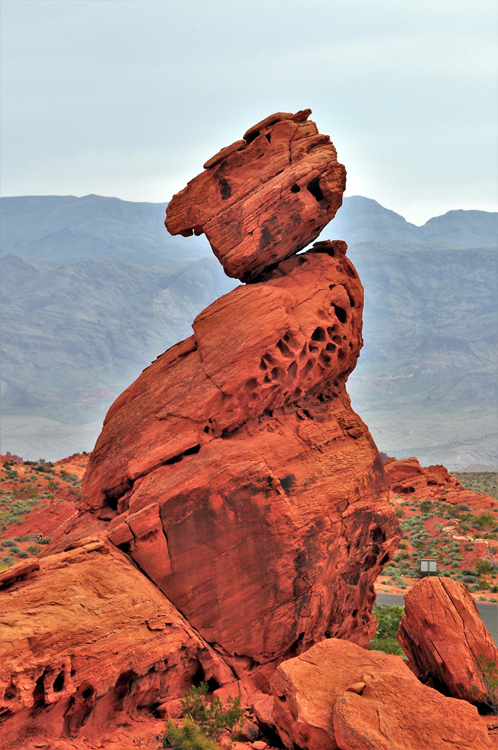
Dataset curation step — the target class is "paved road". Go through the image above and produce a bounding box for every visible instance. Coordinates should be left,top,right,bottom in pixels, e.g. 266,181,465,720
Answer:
376,592,498,645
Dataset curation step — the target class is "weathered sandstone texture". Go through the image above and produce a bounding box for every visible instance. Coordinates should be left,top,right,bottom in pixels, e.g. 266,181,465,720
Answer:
385,456,497,509
271,639,492,750
0,540,233,749
397,577,498,703
165,110,346,281
2,111,401,746
81,242,398,688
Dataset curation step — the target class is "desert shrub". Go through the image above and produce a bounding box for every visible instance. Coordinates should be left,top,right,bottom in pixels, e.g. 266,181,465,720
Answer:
369,604,405,657
463,575,477,583
420,500,432,512
369,636,405,655
16,550,28,558
471,655,498,714
395,507,405,518
2,539,15,547
1,556,14,566
373,604,404,638
180,682,244,742
459,504,471,511
477,513,495,528
39,538,51,545
474,559,492,577
163,719,220,750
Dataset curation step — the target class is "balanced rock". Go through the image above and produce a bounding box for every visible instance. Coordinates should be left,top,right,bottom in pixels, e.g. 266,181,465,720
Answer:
165,110,346,281
271,639,491,750
6,110,400,745
397,577,498,703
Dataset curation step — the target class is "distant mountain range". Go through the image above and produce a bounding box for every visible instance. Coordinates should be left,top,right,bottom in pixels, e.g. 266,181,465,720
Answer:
1,194,496,468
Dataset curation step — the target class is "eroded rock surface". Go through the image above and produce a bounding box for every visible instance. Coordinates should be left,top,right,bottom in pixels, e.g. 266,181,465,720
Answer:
2,111,400,746
165,110,346,281
80,242,398,688
271,639,491,750
0,540,233,749
397,577,498,703
385,456,497,509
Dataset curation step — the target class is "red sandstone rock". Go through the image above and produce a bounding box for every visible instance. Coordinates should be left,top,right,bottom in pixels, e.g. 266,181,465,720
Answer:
80,244,398,687
7,112,401,748
385,456,497,509
83,245,364,509
0,541,234,749
271,639,491,750
333,671,491,750
397,577,498,703
165,110,346,281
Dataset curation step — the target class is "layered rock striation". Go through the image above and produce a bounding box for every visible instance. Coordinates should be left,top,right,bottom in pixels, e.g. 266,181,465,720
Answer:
1,111,400,747
165,110,346,281
80,111,399,686
385,456,497,509
397,577,498,703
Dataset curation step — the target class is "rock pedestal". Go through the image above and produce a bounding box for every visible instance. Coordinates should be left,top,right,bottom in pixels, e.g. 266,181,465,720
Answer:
1,111,400,747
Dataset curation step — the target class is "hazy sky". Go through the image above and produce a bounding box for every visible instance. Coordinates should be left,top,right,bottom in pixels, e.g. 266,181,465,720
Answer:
1,0,497,224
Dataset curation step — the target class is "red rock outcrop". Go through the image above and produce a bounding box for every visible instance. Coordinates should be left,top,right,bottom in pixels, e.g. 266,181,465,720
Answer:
397,577,498,703
1,111,401,747
79,242,398,688
165,110,346,281
271,639,492,750
385,456,497,509
0,540,234,750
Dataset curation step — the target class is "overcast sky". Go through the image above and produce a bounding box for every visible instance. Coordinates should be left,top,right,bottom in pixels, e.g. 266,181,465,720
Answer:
1,0,497,224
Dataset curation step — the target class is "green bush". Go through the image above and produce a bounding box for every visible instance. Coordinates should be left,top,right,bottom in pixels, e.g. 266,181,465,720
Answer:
180,682,244,742
474,559,492,577
374,604,405,638
163,719,221,750
477,513,495,528
368,604,405,657
368,636,405,655
471,655,498,714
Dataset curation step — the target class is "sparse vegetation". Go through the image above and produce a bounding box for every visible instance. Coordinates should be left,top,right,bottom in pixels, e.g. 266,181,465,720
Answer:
0,456,85,570
180,682,244,742
471,655,498,714
454,473,498,501
369,604,405,656
163,719,221,750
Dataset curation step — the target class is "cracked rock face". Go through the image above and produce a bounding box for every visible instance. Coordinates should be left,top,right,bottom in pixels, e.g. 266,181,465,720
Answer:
1,110,401,746
397,577,498,703
271,639,491,750
0,541,233,748
80,239,399,688
165,110,346,281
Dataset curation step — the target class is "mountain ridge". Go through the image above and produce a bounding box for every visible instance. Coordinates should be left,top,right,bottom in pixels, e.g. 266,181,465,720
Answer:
0,194,496,467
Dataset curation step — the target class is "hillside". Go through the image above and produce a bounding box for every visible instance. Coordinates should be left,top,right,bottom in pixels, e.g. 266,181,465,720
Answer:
0,194,496,465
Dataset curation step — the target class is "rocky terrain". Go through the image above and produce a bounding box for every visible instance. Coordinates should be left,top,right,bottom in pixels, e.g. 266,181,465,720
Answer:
3,454,496,603
1,110,498,750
